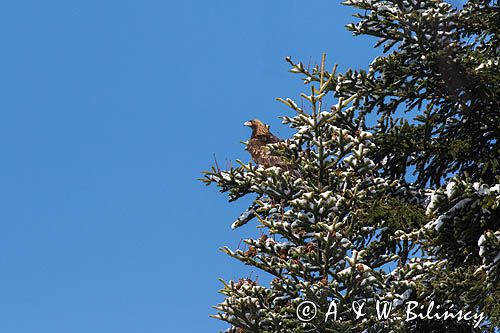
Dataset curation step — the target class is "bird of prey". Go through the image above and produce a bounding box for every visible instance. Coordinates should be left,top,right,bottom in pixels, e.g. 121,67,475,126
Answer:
243,119,292,170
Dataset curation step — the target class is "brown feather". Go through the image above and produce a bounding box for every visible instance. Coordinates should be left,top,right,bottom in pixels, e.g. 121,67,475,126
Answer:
244,119,293,171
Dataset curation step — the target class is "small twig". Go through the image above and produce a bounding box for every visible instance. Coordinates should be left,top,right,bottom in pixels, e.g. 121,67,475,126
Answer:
319,53,326,113
320,53,326,87
213,153,221,173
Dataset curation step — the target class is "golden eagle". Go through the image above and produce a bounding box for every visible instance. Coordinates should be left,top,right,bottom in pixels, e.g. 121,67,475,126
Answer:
244,119,293,171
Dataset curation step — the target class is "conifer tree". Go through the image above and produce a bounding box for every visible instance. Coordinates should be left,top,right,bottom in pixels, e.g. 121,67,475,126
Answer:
202,0,499,331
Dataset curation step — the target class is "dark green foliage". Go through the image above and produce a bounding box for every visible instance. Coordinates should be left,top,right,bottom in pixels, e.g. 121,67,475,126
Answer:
202,0,499,331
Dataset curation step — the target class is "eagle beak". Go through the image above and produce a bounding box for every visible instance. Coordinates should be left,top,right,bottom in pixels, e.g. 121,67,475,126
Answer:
243,121,252,127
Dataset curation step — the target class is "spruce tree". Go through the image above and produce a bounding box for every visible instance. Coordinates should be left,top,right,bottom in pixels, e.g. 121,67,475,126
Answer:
202,0,499,331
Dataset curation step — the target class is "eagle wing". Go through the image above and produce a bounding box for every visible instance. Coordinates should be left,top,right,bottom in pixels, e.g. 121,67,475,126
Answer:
247,134,289,169
267,133,281,144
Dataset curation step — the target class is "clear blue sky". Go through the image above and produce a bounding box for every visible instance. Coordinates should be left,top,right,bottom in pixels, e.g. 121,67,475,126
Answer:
0,1,385,332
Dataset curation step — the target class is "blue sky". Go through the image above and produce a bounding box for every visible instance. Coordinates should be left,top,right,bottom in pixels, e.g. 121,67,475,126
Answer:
0,1,384,332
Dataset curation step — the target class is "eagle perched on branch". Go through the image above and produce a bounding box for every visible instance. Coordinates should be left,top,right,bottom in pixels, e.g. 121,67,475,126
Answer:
231,119,296,229
244,119,294,172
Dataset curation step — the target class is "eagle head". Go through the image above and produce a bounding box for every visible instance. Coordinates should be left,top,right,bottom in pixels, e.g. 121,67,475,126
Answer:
244,119,270,137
